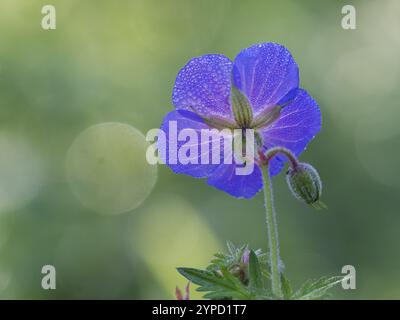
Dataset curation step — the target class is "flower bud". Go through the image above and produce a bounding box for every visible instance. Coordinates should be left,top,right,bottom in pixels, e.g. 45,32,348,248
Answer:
286,163,325,209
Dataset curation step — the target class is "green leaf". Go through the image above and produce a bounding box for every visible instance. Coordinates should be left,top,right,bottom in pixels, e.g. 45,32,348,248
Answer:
206,251,233,272
177,244,273,300
281,274,293,300
248,250,263,291
214,253,229,260
177,267,251,300
177,268,228,289
219,266,248,291
293,276,344,300
226,241,237,256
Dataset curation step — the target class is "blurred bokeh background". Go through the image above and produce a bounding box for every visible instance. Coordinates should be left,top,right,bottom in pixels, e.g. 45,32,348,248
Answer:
0,0,399,299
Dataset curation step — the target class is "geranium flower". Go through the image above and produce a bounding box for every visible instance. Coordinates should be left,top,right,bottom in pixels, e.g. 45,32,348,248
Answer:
160,43,321,198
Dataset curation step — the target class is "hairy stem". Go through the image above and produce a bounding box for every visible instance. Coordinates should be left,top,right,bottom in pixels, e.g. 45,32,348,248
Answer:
261,163,283,298
264,146,299,169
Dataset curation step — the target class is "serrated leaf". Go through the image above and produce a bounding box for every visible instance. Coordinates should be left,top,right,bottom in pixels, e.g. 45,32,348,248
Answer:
248,250,263,291
214,253,228,260
281,274,293,300
207,251,233,273
177,244,273,300
293,276,344,300
210,258,224,265
226,241,237,256
219,266,246,289
177,268,229,289
177,267,251,300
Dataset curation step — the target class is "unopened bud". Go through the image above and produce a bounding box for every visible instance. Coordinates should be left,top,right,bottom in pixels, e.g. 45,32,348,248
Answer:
286,163,325,209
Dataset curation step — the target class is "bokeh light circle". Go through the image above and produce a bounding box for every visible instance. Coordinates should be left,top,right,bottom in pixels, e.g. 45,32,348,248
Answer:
131,194,221,299
66,122,157,214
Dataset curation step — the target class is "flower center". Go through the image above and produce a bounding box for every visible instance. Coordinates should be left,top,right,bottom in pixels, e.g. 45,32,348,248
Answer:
230,85,282,130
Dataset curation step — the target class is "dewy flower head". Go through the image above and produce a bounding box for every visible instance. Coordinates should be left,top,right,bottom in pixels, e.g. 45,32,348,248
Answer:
159,43,321,199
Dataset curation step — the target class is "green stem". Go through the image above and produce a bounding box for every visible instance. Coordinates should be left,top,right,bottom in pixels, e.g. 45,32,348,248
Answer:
264,146,299,169
261,163,282,298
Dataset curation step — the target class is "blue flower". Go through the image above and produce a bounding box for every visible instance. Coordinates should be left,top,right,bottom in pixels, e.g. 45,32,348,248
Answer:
160,43,321,199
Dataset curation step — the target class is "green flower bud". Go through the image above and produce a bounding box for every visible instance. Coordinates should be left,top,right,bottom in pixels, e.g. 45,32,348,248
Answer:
286,163,326,209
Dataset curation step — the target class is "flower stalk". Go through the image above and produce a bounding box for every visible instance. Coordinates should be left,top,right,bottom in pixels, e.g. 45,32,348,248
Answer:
263,146,299,169
258,146,300,299
260,163,282,298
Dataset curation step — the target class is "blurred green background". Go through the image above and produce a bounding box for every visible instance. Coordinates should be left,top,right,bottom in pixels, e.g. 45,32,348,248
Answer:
0,0,399,299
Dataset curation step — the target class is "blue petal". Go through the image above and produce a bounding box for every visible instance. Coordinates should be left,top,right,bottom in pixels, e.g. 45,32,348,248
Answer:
207,163,263,199
233,43,299,116
172,54,234,121
260,89,321,174
159,110,224,178
160,110,263,199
